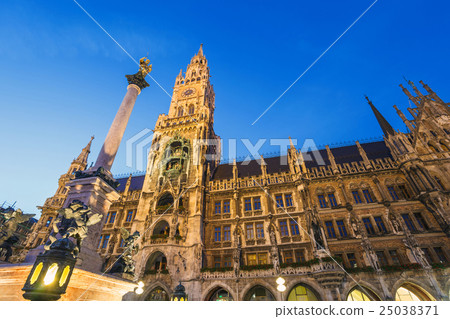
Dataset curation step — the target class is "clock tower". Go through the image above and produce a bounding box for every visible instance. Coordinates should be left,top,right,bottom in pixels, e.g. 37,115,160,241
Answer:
132,45,220,298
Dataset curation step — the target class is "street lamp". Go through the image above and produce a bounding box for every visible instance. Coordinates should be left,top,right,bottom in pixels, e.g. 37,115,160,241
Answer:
135,281,144,295
22,238,77,301
171,282,187,301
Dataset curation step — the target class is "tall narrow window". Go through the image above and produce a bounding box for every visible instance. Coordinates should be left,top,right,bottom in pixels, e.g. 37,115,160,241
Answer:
102,235,110,249
223,200,230,214
413,213,429,230
253,197,261,210
398,185,410,199
295,250,306,263
389,250,401,265
401,214,417,231
109,212,116,224
188,105,195,114
325,221,336,238
119,239,125,248
388,186,399,201
98,235,103,249
318,195,327,208
433,247,447,263
328,193,337,207
374,216,387,233
256,223,264,238
290,219,300,236
376,251,388,266
246,224,254,239
214,256,221,268
352,191,362,204
336,220,348,237
362,189,374,203
284,251,294,264
223,255,232,267
362,218,375,235
421,248,433,264
258,253,268,264
214,202,221,214
285,194,293,207
223,226,231,241
247,253,257,265
244,198,252,211
45,217,53,227
347,253,357,268
279,220,289,237
275,195,284,208
177,108,184,117
214,227,221,242
126,210,134,222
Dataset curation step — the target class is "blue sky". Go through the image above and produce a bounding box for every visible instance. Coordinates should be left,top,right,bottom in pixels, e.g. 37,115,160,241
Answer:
1,0,449,214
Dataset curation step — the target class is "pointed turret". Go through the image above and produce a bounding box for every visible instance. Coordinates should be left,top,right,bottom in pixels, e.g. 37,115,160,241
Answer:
232,159,238,180
175,69,184,86
325,145,339,174
197,43,204,57
260,155,267,178
366,96,395,136
393,105,415,131
355,141,372,169
75,136,94,164
123,173,133,198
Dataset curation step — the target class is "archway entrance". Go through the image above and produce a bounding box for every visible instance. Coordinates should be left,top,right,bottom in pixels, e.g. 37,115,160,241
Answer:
287,284,319,301
347,287,381,301
395,283,436,301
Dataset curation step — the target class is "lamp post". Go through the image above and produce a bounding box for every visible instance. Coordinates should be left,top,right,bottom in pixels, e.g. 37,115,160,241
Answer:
22,238,76,301
171,282,187,301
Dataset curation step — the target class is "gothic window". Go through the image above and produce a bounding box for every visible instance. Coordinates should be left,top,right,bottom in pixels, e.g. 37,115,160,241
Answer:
125,210,134,222
433,247,447,263
109,212,116,224
97,235,103,249
283,251,294,264
45,217,53,227
376,251,388,266
188,105,195,114
244,198,252,211
440,142,449,152
145,252,167,272
214,256,221,268
362,218,375,235
258,253,268,264
352,191,362,204
256,222,264,238
295,250,306,263
247,253,257,265
389,250,401,265
223,255,232,267
327,193,337,207
287,284,319,301
401,214,416,231
347,287,380,301
387,186,399,201
246,224,254,239
395,284,435,301
223,200,230,214
223,226,231,241
290,219,300,236
253,197,261,210
413,212,429,230
279,220,289,237
398,184,410,199
244,286,275,301
362,189,374,203
318,195,327,208
214,227,221,242
346,253,358,268
153,220,170,236
214,202,221,214
336,220,348,237
208,288,233,301
177,107,184,117
374,216,387,233
325,221,336,238
275,195,284,208
285,194,293,207
101,235,110,249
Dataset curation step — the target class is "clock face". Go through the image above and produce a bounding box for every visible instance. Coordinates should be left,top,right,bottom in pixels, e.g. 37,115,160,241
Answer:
181,88,195,97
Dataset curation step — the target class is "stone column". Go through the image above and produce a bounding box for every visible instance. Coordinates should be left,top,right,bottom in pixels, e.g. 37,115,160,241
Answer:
94,84,141,171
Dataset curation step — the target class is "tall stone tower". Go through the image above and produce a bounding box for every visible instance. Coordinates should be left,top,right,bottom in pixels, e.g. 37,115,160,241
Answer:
133,45,220,298
23,136,94,250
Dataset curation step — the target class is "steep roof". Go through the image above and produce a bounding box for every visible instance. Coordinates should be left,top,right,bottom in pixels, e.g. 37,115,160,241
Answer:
211,140,391,180
115,175,145,192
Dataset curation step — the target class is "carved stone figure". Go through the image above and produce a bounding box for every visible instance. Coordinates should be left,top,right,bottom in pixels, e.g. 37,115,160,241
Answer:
0,208,35,246
232,233,242,276
403,236,430,268
110,228,140,275
44,200,102,257
361,240,380,271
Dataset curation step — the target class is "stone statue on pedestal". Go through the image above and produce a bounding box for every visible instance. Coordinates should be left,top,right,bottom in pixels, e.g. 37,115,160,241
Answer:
0,208,35,246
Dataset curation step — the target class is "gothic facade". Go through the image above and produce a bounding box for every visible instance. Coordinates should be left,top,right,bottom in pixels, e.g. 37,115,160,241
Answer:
24,46,449,301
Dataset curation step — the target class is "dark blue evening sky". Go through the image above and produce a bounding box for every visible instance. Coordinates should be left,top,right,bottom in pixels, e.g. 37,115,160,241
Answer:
1,0,449,214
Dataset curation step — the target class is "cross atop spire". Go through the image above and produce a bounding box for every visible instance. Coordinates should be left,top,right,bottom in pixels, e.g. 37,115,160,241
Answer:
365,96,395,136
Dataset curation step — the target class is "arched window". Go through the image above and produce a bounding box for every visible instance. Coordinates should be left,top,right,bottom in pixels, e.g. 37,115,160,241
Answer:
157,193,174,208
145,251,168,273
153,220,170,236
177,107,184,117
145,287,169,301
440,142,449,152
244,285,275,301
287,284,319,301
395,283,435,301
188,105,195,114
208,287,233,301
347,287,381,301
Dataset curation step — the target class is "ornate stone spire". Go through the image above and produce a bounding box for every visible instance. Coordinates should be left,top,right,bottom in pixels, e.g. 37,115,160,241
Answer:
232,159,238,180
197,43,204,57
355,141,372,169
325,145,338,174
366,96,395,136
75,136,94,164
